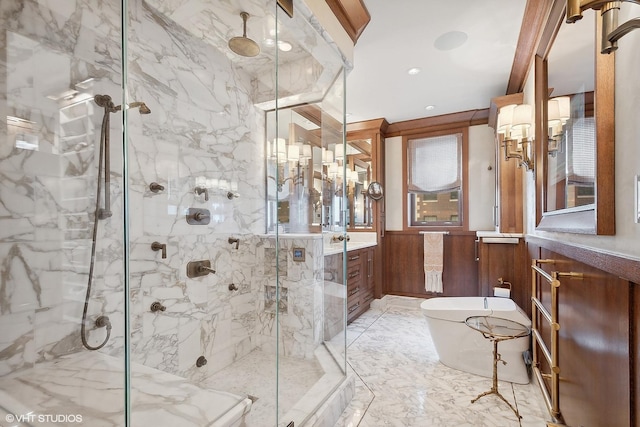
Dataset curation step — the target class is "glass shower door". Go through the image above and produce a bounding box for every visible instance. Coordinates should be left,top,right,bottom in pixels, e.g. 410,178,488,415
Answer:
0,1,128,425
272,2,348,426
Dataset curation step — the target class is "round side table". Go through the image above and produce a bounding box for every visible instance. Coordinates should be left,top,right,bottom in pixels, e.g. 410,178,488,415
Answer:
465,315,530,419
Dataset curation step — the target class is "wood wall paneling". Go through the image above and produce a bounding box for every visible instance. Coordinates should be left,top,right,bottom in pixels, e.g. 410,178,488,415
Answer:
527,241,632,426
383,232,478,298
498,152,524,233
478,240,529,317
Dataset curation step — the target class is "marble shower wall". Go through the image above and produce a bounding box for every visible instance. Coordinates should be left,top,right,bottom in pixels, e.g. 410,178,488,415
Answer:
105,0,271,378
1,0,337,384
0,0,127,375
253,235,325,360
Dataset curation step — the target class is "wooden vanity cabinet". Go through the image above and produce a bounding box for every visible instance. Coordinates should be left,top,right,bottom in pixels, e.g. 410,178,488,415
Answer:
346,246,376,323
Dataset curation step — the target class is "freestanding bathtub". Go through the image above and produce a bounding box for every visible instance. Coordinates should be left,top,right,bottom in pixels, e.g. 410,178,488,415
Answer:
420,297,531,384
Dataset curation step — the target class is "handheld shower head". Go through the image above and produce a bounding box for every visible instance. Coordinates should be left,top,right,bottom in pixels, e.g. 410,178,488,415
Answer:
229,12,260,57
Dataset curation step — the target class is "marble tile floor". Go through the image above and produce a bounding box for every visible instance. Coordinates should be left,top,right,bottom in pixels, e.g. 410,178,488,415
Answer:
335,299,551,427
202,347,338,426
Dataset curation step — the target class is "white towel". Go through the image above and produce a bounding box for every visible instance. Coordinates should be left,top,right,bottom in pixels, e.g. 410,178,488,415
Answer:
423,232,444,293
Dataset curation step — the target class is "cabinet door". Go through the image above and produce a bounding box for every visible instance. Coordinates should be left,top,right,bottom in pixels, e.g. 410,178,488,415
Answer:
360,247,375,308
346,249,363,322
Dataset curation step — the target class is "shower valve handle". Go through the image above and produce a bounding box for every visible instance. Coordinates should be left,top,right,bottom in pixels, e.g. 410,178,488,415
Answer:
151,241,167,259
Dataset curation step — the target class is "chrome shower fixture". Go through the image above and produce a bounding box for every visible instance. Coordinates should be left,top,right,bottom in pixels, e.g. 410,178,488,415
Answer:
228,12,261,57
128,101,151,114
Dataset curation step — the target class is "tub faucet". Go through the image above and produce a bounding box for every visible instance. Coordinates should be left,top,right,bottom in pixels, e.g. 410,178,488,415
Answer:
331,234,350,243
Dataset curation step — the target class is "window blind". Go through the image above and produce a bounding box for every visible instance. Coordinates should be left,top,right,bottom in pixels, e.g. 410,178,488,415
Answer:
408,133,462,193
567,116,595,184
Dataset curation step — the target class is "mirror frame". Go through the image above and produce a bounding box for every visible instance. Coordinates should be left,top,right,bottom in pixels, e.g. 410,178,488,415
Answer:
346,119,388,233
534,0,615,235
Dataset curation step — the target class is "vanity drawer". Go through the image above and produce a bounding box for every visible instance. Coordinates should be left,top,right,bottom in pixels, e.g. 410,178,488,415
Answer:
347,250,362,267
347,300,361,322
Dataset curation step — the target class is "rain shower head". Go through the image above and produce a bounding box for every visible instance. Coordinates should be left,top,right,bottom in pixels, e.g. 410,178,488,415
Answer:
228,12,260,57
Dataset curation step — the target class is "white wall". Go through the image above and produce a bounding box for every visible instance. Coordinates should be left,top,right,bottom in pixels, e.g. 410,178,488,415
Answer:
524,4,640,260
384,125,496,231
385,136,403,230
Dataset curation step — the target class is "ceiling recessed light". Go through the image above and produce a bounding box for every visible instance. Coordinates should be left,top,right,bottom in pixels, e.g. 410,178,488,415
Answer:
425,105,436,111
263,38,275,47
407,67,421,75
277,41,292,52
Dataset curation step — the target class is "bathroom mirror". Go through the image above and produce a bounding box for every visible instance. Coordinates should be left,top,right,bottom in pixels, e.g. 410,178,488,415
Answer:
345,136,374,229
265,103,346,233
535,2,615,235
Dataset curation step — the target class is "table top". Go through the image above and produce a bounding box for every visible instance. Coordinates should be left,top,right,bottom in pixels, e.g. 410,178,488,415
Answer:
465,316,530,340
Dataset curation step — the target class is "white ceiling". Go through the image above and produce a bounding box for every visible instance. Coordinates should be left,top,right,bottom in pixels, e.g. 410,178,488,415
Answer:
346,0,529,124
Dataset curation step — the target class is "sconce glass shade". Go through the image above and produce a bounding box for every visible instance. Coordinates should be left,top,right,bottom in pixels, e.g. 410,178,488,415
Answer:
300,145,312,162
497,104,516,135
552,96,571,123
287,145,300,161
334,143,345,160
328,161,339,176
547,99,561,127
511,104,532,130
323,149,334,164
276,138,287,163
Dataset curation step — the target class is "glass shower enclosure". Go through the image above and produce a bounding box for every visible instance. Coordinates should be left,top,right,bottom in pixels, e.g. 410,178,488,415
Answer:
0,0,349,426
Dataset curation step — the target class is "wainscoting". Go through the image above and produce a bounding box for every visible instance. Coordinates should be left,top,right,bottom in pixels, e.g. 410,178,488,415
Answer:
526,236,640,427
382,231,478,297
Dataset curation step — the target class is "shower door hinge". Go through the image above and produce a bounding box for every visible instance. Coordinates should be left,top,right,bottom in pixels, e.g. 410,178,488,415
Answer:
278,0,293,18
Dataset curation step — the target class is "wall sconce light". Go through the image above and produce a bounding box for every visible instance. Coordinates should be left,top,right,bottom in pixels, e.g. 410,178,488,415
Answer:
287,144,300,162
300,145,312,164
269,138,287,163
547,96,571,157
497,103,534,171
334,143,345,161
567,0,640,54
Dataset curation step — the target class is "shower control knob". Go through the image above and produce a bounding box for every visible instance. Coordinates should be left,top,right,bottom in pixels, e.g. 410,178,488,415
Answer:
149,182,165,193
150,302,166,312
229,283,239,291
196,356,208,368
186,208,211,225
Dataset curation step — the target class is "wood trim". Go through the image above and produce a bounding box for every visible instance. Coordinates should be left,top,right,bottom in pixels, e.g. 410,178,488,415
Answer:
526,235,640,284
401,127,469,232
533,0,615,235
594,13,615,235
385,109,488,138
488,93,524,131
535,0,566,58
507,0,555,94
535,54,547,226
347,118,389,134
325,0,371,43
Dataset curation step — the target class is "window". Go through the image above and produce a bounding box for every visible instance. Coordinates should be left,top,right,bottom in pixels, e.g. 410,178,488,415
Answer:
406,132,463,227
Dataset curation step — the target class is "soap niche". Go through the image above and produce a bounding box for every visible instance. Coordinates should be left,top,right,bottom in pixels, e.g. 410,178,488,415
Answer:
264,247,288,277
264,285,288,314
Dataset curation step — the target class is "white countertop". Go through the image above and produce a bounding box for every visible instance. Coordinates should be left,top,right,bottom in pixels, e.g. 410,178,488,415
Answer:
323,241,377,256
